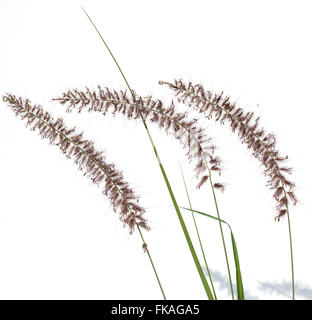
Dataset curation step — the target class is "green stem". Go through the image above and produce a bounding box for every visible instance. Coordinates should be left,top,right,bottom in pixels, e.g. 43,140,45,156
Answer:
81,6,214,299
81,6,132,92
158,162,214,299
179,164,217,299
285,198,295,300
180,206,245,299
136,224,166,300
207,168,235,299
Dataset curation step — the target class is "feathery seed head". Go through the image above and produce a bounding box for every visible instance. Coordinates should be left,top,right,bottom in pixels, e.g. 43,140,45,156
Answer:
54,86,224,190
3,94,148,233
159,79,296,220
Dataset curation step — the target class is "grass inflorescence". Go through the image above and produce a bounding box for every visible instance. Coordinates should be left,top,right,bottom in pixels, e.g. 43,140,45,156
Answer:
3,93,148,234
53,87,223,190
159,79,297,220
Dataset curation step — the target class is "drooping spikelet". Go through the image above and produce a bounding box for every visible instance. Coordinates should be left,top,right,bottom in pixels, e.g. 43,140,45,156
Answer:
53,87,223,190
3,94,148,233
159,80,296,220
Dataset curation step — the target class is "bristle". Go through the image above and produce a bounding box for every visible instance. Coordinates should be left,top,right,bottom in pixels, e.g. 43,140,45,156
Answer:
54,87,223,190
3,94,148,233
160,79,296,220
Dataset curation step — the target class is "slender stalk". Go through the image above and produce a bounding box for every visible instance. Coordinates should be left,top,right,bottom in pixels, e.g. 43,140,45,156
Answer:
81,6,214,299
81,6,132,91
205,160,235,299
179,164,217,299
157,161,214,299
208,174,234,299
136,224,166,300
181,206,245,299
285,199,295,299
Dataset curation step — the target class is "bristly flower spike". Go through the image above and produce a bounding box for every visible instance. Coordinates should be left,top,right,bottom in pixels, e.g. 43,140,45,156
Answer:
53,86,224,191
3,94,148,234
159,79,297,221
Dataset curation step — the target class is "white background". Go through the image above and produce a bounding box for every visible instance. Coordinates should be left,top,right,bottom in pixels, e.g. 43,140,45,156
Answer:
1,0,312,300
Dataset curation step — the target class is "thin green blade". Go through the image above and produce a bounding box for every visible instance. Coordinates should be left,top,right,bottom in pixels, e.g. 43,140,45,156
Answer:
181,207,229,226
181,206,245,300
179,164,217,299
159,165,214,300
230,231,244,300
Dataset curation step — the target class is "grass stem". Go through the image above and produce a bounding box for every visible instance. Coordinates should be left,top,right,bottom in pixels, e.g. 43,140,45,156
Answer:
136,224,166,300
181,206,245,299
205,160,235,299
285,200,295,299
179,164,217,299
81,6,214,299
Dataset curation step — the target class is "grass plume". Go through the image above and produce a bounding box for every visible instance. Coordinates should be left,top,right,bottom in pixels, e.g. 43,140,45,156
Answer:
159,79,297,220
2,94,148,234
53,87,223,190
